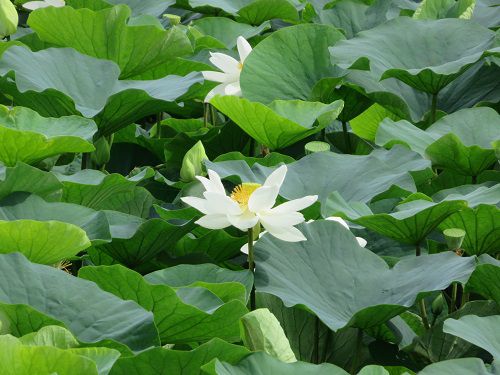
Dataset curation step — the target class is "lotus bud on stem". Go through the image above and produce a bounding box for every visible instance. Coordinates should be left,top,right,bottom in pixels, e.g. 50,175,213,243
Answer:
444,228,466,311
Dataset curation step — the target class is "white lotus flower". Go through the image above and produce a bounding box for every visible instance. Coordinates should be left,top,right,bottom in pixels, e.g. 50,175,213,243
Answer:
23,0,64,10
326,216,367,247
181,165,317,242
201,36,252,103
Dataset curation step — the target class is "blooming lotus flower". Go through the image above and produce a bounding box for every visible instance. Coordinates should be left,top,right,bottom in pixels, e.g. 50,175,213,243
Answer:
23,0,64,10
326,216,367,247
201,36,252,103
181,165,317,242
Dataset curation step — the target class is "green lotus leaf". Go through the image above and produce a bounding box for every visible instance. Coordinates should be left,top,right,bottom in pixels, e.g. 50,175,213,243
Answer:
466,255,500,304
418,358,495,375
0,252,159,351
145,263,253,302
210,96,343,149
104,0,175,16
0,219,90,264
28,5,192,79
0,193,111,245
0,46,203,136
326,192,467,245
109,338,250,375
330,18,495,94
0,163,62,201
206,351,348,375
79,264,248,344
0,335,99,375
413,0,475,20
95,211,196,267
472,0,500,28
57,169,154,218
376,108,500,176
186,0,299,24
255,221,476,331
443,315,500,359
410,300,499,363
191,17,270,48
0,105,97,167
240,24,344,103
206,146,430,206
349,103,401,141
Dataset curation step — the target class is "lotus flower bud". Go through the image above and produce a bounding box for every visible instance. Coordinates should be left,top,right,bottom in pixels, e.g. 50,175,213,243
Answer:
180,140,208,182
0,0,18,39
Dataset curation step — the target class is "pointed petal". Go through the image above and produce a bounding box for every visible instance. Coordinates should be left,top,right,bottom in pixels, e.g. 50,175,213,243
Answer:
248,185,279,212
224,81,242,96
196,214,231,229
271,195,318,214
204,83,227,103
326,216,349,229
180,196,209,214
203,191,241,215
209,52,240,74
202,70,234,84
237,36,252,63
23,1,49,9
47,0,65,6
265,225,307,242
259,211,304,228
227,212,259,231
264,165,287,188
240,242,249,254
356,237,367,248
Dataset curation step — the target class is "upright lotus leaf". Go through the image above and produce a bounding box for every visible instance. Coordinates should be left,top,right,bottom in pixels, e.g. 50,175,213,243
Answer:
95,211,195,266
0,253,159,350
326,193,467,245
418,358,496,375
0,220,90,264
210,96,343,149
377,108,500,176
413,0,475,19
255,221,476,331
0,105,97,167
330,18,495,94
0,163,62,201
0,335,99,375
0,46,203,136
466,255,500,304
0,193,111,245
28,5,192,79
411,300,499,363
206,351,348,375
206,146,430,206
443,315,500,359
191,17,270,49
145,263,253,301
109,338,249,375
57,170,154,218
350,103,402,141
104,0,175,16
79,264,248,344
240,24,344,103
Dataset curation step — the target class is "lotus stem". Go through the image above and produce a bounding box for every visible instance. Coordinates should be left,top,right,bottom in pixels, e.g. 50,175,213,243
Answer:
471,175,477,184
210,104,217,126
342,120,352,154
156,112,162,138
203,103,209,128
430,93,438,125
415,242,430,329
450,282,458,313
247,227,256,311
350,328,363,374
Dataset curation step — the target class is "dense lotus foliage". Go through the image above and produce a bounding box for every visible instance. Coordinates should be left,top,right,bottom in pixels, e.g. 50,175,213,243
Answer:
0,0,499,374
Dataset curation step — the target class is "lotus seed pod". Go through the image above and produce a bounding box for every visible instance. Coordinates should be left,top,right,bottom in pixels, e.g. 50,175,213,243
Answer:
443,228,466,251
0,0,18,39
305,141,330,155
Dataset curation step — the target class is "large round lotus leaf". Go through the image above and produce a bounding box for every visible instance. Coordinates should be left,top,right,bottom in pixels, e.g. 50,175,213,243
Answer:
0,105,97,167
0,219,90,264
0,252,159,350
418,358,495,375
104,0,175,16
209,351,349,375
0,193,111,245
0,46,203,136
28,5,192,79
240,24,344,103
210,96,343,149
109,338,249,375
254,221,476,331
79,264,248,344
330,17,495,94
443,315,500,359
466,255,500,304
206,146,430,206
376,107,500,176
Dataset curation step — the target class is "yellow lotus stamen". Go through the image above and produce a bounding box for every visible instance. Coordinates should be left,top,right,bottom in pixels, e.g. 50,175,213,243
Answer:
238,62,243,70
231,182,261,207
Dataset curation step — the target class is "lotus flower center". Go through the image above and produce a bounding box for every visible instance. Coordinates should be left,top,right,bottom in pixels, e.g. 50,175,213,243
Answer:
230,183,261,207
